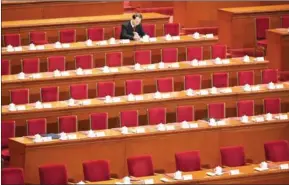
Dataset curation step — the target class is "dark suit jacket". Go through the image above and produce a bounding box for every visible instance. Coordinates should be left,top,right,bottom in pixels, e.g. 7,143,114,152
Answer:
120,21,145,40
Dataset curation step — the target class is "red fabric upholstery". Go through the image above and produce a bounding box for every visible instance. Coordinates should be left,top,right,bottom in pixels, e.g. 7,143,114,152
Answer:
70,84,88,100
262,69,278,84
264,98,281,114
175,150,201,172
22,58,40,74
211,44,227,59
148,107,166,125
279,71,289,82
4,34,21,47
212,72,229,88
127,155,154,177
264,140,289,162
1,168,25,185
114,26,121,39
10,88,29,105
237,100,255,117
257,39,268,47
41,86,59,102
281,15,289,28
39,164,68,185
97,81,115,97
29,31,48,45
256,17,269,40
136,7,173,16
208,103,226,119
1,59,10,75
125,79,143,95
75,55,93,69
186,47,203,61
1,121,15,161
156,77,174,92
1,149,10,161
59,29,76,43
58,115,78,133
162,47,178,63
238,71,254,85
105,52,122,67
176,105,195,122
27,118,47,135
120,110,139,127
220,146,245,167
143,24,156,37
90,112,108,130
134,50,151,65
184,74,202,90
183,27,218,35
164,23,180,36
47,56,66,71
87,27,104,41
83,160,110,182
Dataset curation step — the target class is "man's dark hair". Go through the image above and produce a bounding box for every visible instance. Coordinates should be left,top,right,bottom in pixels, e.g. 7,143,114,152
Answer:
132,13,143,19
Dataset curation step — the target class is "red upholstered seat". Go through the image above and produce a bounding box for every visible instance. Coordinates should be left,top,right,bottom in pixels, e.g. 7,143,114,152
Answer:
114,26,121,39
90,112,108,130
105,52,122,67
156,77,174,92
1,168,25,185
4,33,21,47
127,155,154,177
22,58,40,74
255,17,269,48
212,72,229,88
70,84,88,100
83,160,110,182
59,29,76,43
281,15,289,28
176,105,195,122
41,86,59,102
208,103,226,119
238,71,254,86
183,27,218,35
279,71,289,82
39,164,68,185
164,23,180,36
1,59,10,75
134,50,152,65
27,118,47,135
262,69,278,84
58,115,78,133
47,56,66,71
143,24,156,37
120,110,139,127
125,79,143,95
29,31,48,45
161,48,178,63
97,82,115,98
10,88,29,105
263,98,281,114
237,100,255,117
175,150,201,172
1,121,15,161
211,44,227,59
75,54,93,69
87,27,104,41
264,140,289,162
220,146,246,167
186,47,203,61
184,74,202,90
147,107,166,125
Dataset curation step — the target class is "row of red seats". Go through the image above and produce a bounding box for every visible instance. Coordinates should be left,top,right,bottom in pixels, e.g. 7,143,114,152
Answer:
2,23,181,46
7,69,279,105
2,98,282,161
2,45,230,75
2,140,289,184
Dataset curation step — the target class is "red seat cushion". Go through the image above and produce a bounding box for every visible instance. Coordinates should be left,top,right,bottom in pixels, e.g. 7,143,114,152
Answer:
257,39,268,47
1,148,10,161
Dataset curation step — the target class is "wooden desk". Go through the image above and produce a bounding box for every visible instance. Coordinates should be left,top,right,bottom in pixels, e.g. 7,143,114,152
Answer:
266,28,289,71
218,5,289,49
1,1,123,21
3,83,289,136
1,58,268,105
1,35,218,74
8,114,289,184
2,13,169,45
90,162,289,184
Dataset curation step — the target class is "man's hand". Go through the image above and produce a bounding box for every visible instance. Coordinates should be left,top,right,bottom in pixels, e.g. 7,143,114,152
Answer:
133,32,141,40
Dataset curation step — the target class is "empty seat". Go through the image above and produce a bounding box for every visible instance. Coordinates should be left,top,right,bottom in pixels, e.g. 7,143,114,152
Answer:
147,107,166,125
41,86,59,102
1,168,25,185
281,15,289,28
90,112,108,130
87,27,104,41
39,164,68,185
237,100,254,117
75,54,93,69
161,48,178,63
142,24,156,37
47,56,66,71
1,59,10,75
127,155,154,177
237,71,254,85
82,160,110,182
125,79,143,95
208,102,226,119
1,121,15,161
212,72,229,88
255,17,269,48
262,69,278,84
175,150,201,172
134,50,151,65
211,44,227,59
97,82,115,97
70,84,88,100
29,31,48,45
27,118,47,135
220,146,245,167
176,105,195,122
264,140,289,162
22,58,40,74
10,88,29,105
156,77,174,92
59,29,76,43
58,115,78,133
263,98,281,114
186,46,203,61
120,110,139,127
105,52,122,67
164,23,180,36
184,74,202,90
114,26,121,39
3,33,21,47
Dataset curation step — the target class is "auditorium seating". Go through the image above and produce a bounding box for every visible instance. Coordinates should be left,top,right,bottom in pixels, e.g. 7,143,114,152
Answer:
58,115,78,133
211,44,227,59
47,56,66,71
184,74,202,90
1,59,10,75
264,140,289,162
1,121,15,161
86,27,105,41
156,77,174,92
97,81,115,97
220,146,246,167
207,102,226,119
125,79,143,95
10,88,29,105
161,48,178,63
281,15,289,28
134,50,152,65
263,98,281,114
39,164,69,185
176,105,195,122
186,46,203,61
127,155,154,177
164,23,180,36
1,168,25,185
147,107,167,125
3,33,21,47
120,110,139,127
237,71,254,85
29,31,48,45
89,112,108,130
237,100,255,117
26,118,47,136
82,160,110,182
212,72,229,88
22,58,40,74
261,69,278,84
105,52,123,67
40,86,59,102
75,55,94,69
70,84,88,100
175,150,201,172
255,17,269,50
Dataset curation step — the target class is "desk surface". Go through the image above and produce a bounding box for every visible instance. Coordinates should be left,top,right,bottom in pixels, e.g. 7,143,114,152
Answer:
268,28,289,36
219,4,289,14
2,13,169,28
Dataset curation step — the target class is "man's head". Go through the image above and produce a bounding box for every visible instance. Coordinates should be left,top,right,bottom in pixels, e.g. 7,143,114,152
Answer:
132,13,143,26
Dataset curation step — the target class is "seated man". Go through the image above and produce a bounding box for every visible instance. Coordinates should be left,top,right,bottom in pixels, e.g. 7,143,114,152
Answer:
120,13,146,40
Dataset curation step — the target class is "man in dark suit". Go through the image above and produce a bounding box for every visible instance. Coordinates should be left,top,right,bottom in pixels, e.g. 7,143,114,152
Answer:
120,13,146,40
